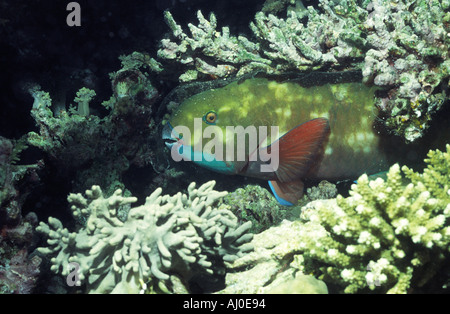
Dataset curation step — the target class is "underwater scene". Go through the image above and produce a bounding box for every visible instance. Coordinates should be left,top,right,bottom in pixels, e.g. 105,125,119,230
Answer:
0,0,449,296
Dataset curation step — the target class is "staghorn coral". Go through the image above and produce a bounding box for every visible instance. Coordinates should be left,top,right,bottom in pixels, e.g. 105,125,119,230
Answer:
36,181,253,294
157,0,449,142
296,144,450,293
158,10,267,82
156,6,364,81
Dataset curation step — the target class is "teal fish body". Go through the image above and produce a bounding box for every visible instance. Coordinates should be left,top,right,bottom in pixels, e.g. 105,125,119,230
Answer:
163,78,390,205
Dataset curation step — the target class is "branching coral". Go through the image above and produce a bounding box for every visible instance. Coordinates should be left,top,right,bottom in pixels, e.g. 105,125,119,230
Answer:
296,144,450,293
0,136,43,294
361,0,450,142
37,181,253,294
157,6,365,81
157,0,449,142
158,10,268,82
26,74,161,195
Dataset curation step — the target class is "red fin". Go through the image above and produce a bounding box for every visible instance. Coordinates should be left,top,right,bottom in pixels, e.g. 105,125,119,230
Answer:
269,179,304,205
267,118,330,182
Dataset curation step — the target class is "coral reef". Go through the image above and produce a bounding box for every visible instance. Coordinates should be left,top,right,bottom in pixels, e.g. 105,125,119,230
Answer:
361,0,450,142
0,136,42,225
265,273,328,294
158,10,262,82
0,136,43,294
157,0,450,142
296,144,450,293
222,181,337,234
0,136,20,225
36,181,253,294
3,0,448,295
0,248,41,294
221,145,449,294
218,219,328,294
26,65,161,195
223,184,299,234
305,180,338,201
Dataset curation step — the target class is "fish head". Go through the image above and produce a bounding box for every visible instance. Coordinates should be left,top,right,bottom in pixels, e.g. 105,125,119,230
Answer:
162,83,246,173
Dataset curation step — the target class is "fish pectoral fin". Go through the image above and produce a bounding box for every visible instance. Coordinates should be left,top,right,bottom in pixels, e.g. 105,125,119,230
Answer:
268,179,304,206
263,118,330,182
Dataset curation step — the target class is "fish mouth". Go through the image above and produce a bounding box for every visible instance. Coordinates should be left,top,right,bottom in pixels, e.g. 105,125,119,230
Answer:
162,122,178,149
164,138,177,149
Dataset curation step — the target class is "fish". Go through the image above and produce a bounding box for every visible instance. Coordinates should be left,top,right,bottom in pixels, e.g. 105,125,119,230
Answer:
162,77,394,206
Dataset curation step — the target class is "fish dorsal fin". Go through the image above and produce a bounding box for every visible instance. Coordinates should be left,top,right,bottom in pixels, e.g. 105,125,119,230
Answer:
263,118,330,182
268,179,304,206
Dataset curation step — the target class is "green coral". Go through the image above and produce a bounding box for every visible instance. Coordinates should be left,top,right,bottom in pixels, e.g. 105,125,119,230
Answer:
27,86,102,155
26,65,161,194
402,146,450,202
116,51,163,74
74,87,96,116
158,10,268,82
297,144,450,293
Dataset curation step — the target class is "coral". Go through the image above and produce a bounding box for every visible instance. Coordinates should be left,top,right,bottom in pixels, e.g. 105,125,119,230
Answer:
37,181,253,294
26,71,161,194
265,273,328,294
116,51,163,77
27,87,103,164
361,0,450,142
0,135,42,235
220,145,450,294
156,7,358,81
296,144,450,293
260,0,301,15
157,1,449,142
0,249,42,294
110,52,161,114
158,10,267,82
402,144,450,202
305,180,338,201
0,136,16,222
217,219,327,294
249,7,364,71
1,212,39,247
223,184,299,233
74,87,96,116
0,136,42,294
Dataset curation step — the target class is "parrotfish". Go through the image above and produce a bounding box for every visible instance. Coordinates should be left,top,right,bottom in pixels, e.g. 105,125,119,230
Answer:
162,77,394,205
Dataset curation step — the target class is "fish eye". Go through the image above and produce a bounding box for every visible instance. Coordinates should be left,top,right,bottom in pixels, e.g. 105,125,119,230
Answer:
203,111,217,125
